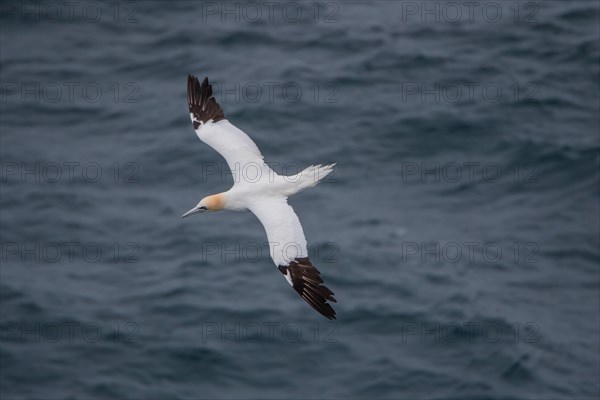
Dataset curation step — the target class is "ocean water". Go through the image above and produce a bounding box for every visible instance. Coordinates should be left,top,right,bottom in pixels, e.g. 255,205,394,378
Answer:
1,1,599,399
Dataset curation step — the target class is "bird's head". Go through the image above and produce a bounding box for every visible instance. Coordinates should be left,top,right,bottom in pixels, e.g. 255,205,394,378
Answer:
181,193,225,218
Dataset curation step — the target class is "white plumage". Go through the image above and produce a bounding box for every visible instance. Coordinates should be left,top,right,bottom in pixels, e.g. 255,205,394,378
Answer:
192,119,273,184
183,75,337,319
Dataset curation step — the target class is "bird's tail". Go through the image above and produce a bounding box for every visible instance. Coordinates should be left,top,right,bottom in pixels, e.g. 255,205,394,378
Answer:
283,163,336,196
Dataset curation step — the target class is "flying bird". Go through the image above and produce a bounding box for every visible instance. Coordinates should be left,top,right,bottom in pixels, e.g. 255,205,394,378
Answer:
182,75,337,319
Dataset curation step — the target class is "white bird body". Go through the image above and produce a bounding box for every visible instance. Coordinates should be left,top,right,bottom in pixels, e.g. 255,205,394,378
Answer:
183,75,337,319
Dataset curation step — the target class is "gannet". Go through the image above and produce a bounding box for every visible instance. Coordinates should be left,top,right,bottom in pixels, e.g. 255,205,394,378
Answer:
182,75,337,319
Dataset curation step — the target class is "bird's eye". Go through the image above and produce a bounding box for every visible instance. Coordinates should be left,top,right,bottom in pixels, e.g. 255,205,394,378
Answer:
199,206,208,210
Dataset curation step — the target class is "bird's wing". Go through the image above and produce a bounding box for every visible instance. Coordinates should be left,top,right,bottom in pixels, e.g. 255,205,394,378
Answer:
187,75,270,183
247,197,337,319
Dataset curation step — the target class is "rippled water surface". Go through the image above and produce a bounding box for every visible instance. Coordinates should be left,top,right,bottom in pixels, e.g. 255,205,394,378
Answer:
1,1,599,399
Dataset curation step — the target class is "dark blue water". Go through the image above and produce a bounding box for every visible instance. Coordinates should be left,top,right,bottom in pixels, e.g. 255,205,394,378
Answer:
1,1,599,398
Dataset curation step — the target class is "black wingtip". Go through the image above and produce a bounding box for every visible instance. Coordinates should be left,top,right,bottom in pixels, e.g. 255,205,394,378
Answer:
187,74,225,127
280,258,337,320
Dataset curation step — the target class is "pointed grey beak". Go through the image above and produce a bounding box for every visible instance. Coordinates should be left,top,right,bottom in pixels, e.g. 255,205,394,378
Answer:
181,207,205,218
